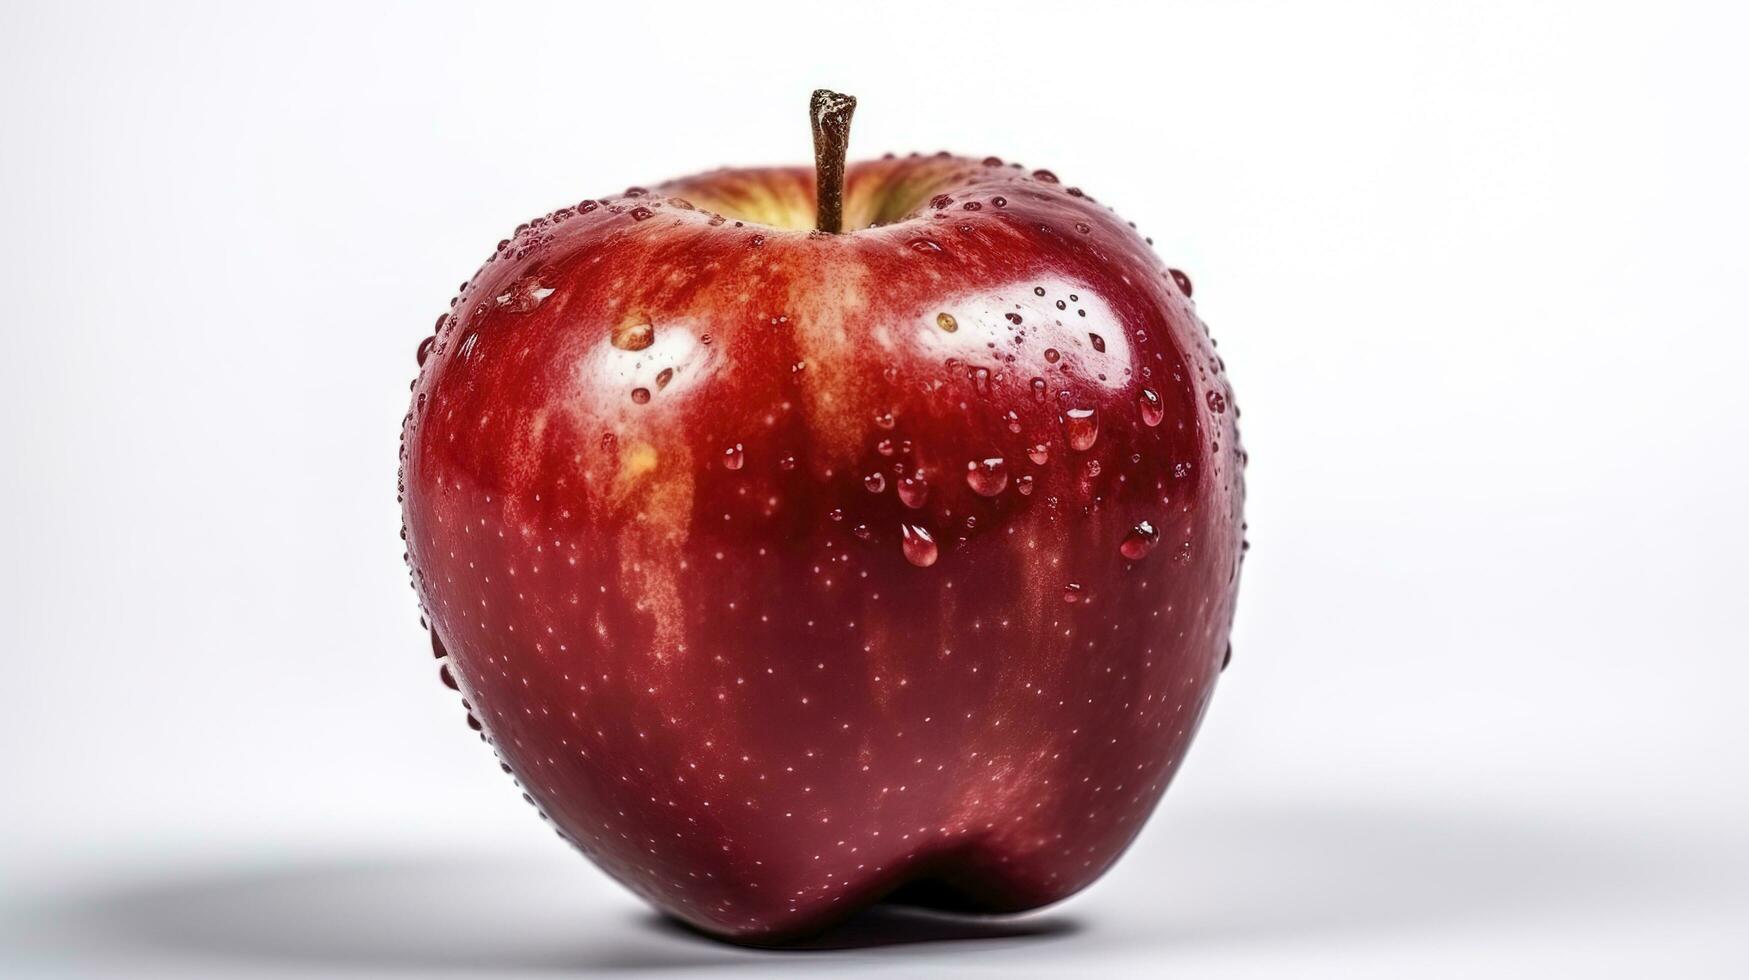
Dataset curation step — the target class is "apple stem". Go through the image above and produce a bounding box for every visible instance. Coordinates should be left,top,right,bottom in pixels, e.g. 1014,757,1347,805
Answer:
810,89,857,234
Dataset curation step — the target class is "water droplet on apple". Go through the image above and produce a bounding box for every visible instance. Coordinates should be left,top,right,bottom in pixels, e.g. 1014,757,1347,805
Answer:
630,387,652,405
612,319,655,351
897,472,930,508
908,238,943,253
1028,443,1050,465
1120,521,1160,559
1044,348,1060,363
1063,408,1099,451
864,472,887,493
992,196,1007,207
1004,410,1022,434
1138,388,1165,427
1062,582,1083,603
779,454,799,471
900,524,939,567
1169,268,1194,297
416,335,435,365
1089,333,1106,353
936,312,958,333
873,410,896,429
853,523,872,540
1030,378,1048,401
655,367,674,389
1221,642,1233,671
630,206,654,221
930,193,954,209
1206,390,1228,414
1033,169,1059,183
722,444,745,470
965,457,1009,496
1016,474,1035,495
495,276,554,313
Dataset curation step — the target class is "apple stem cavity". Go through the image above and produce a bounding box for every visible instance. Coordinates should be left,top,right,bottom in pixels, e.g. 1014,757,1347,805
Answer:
810,89,857,234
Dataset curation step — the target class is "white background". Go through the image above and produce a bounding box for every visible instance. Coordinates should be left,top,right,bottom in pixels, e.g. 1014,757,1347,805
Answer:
4,0,1746,976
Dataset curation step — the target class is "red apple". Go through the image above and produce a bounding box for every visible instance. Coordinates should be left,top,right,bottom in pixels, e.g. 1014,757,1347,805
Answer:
399,91,1245,943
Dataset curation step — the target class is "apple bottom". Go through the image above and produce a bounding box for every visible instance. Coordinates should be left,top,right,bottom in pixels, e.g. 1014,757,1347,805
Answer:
565,804,1159,943
438,536,1232,942
487,663,1221,943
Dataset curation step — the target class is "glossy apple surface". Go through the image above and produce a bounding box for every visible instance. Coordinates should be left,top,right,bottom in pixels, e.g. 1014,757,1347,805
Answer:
399,152,1246,942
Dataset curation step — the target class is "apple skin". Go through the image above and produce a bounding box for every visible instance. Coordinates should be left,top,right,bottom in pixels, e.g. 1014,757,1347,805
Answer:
400,153,1245,942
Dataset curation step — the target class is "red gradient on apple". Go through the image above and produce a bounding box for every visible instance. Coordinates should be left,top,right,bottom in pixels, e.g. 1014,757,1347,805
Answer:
399,98,1246,942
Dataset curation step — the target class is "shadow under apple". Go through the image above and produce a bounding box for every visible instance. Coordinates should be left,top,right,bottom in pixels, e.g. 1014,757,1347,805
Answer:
8,801,1703,975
